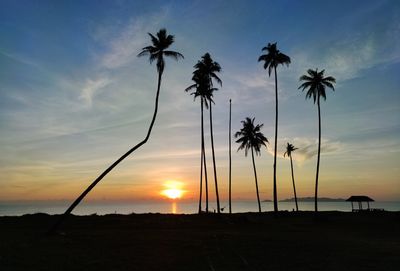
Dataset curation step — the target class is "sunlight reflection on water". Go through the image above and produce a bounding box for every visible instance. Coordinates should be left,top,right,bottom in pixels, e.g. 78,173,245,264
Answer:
171,202,177,214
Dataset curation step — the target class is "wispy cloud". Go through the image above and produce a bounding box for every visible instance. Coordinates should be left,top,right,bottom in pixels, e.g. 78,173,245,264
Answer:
78,10,168,108
79,76,112,107
0,49,41,68
95,11,168,69
234,71,275,90
291,17,400,81
267,137,343,163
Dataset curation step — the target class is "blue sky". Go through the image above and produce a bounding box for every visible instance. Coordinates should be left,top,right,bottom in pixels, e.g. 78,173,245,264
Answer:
0,0,399,203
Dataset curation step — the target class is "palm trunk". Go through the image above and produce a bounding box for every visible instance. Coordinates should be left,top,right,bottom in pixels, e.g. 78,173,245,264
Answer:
209,103,220,213
201,99,209,213
272,66,279,212
49,71,163,234
315,96,321,212
198,103,203,214
290,155,298,211
251,147,262,213
228,99,232,214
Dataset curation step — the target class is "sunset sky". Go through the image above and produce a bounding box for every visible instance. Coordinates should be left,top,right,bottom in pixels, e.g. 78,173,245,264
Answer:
1,0,399,204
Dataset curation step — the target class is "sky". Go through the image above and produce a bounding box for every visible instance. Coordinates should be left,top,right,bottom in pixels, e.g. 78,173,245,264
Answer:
0,0,399,204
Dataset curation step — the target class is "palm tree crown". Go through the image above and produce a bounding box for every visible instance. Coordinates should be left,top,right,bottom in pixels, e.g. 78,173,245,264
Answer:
235,117,269,156
194,53,222,88
138,28,184,75
298,69,336,103
258,42,291,76
185,72,216,108
284,142,298,158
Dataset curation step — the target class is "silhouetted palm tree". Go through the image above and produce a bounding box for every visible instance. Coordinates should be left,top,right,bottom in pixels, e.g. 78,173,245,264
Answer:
185,72,214,213
235,117,269,213
284,142,299,211
193,53,222,214
228,99,232,214
258,42,290,213
49,28,183,233
298,68,336,212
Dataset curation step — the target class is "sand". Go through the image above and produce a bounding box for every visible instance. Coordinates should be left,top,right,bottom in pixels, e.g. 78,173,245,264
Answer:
0,211,399,271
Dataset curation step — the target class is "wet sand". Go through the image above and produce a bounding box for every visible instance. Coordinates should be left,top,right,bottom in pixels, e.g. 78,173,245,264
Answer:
0,211,399,271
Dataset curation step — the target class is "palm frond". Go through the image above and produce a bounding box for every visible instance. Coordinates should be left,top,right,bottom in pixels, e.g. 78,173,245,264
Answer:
235,117,268,157
164,50,184,60
299,68,336,103
139,28,183,74
148,33,159,47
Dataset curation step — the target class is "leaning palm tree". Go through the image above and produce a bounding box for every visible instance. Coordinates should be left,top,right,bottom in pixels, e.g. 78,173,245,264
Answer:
193,53,222,214
284,142,299,211
185,72,214,213
258,42,290,213
235,117,269,213
298,68,336,212
49,28,183,233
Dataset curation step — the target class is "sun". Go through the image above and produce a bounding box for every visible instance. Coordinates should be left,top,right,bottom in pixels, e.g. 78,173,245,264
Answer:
161,181,185,200
162,188,183,199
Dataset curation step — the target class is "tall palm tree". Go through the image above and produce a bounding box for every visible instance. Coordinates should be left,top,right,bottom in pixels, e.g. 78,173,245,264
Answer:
228,99,232,214
193,53,222,213
49,28,183,233
235,117,269,213
284,142,299,211
258,42,290,213
298,68,336,212
185,72,214,213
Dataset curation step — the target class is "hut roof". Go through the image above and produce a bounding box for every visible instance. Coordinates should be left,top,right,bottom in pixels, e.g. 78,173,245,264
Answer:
346,195,374,202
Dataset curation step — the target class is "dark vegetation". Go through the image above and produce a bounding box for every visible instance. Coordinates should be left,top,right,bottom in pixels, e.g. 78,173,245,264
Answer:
1,212,399,271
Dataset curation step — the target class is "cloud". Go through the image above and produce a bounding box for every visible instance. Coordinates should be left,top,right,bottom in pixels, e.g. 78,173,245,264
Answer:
79,76,112,107
234,71,275,90
96,11,168,69
267,137,343,162
0,50,41,68
78,9,169,107
290,19,400,82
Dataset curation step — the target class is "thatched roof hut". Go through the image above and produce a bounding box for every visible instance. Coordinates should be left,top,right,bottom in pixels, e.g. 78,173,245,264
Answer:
346,195,374,212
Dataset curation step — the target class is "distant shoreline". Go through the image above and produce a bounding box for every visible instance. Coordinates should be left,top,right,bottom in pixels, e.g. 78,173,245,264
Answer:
262,197,346,202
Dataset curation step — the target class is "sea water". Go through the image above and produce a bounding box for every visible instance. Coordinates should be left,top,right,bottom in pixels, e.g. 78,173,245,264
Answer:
0,200,399,216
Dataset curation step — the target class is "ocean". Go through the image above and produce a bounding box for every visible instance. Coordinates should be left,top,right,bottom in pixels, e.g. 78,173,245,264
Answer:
0,200,399,216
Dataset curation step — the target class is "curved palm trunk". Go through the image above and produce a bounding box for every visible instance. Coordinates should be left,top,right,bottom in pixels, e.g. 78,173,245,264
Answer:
315,96,321,212
228,99,232,214
201,99,209,213
251,147,262,213
209,103,220,213
198,104,203,213
290,155,298,211
49,72,164,234
272,66,279,212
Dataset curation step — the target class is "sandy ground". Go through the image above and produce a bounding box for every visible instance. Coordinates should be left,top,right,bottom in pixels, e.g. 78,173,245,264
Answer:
0,211,399,271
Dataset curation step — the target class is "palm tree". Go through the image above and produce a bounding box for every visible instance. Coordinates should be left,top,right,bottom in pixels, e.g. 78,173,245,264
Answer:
258,42,290,213
193,53,222,213
49,28,183,233
228,99,232,214
284,142,299,211
185,71,214,213
298,68,336,212
235,117,269,213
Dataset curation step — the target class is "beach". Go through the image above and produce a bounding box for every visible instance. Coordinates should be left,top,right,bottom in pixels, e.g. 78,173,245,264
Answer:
0,211,399,271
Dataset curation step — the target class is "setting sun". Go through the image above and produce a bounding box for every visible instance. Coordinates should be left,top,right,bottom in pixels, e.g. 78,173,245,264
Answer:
161,181,185,200
162,188,183,199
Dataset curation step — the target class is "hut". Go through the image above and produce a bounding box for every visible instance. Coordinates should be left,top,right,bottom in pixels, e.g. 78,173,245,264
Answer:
346,196,374,212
